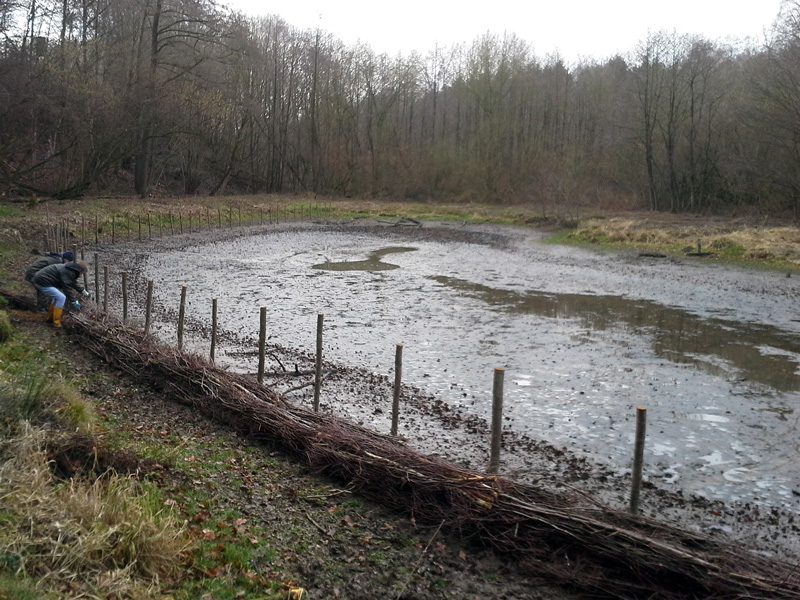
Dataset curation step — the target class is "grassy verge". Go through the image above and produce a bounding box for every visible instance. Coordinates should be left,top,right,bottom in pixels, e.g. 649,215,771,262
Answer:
553,213,800,270
0,324,181,598
4,194,798,269
0,321,301,599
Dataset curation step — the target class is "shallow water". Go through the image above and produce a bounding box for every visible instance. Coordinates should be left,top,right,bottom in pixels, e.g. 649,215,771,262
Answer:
140,224,800,509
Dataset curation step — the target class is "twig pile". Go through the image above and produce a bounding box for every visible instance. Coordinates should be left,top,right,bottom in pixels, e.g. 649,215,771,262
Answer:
3,290,799,600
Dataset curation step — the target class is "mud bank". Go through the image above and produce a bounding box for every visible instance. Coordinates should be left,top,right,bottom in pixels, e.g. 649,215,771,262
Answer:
96,219,800,561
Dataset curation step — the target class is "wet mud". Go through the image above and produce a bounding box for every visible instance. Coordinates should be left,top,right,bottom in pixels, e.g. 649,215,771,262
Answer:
98,219,800,560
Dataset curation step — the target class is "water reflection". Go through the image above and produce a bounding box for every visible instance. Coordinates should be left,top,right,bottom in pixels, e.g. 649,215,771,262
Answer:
431,275,800,392
313,247,417,271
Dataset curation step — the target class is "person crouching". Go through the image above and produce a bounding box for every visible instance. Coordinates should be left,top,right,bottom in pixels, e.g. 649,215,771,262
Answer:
24,250,74,312
31,262,90,328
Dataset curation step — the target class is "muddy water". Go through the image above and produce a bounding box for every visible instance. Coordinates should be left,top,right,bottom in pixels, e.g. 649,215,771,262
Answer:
140,223,800,509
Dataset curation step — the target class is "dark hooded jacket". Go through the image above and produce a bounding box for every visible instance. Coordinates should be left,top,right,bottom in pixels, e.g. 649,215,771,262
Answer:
31,263,85,298
24,253,63,282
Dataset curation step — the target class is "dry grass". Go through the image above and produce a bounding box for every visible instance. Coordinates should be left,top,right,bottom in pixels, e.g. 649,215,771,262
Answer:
0,426,190,599
575,215,800,265
49,381,98,435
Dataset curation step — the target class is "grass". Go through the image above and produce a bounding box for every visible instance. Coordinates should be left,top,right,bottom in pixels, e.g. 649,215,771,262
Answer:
0,319,193,599
0,320,300,600
4,193,799,271
0,427,190,598
556,215,800,270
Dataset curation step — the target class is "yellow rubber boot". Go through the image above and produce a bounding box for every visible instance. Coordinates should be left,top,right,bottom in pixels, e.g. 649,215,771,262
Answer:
46,303,55,323
52,307,63,328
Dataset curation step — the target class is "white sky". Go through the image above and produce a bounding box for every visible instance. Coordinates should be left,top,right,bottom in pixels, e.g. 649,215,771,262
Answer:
223,0,783,63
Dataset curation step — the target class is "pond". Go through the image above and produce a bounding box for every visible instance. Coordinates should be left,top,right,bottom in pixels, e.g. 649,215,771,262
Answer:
136,222,800,509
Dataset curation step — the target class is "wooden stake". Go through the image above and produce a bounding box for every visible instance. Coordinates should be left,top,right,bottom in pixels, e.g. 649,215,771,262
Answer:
103,265,109,313
210,298,217,363
313,313,324,412
94,214,98,244
93,253,99,295
630,407,647,515
488,368,505,474
144,280,154,335
258,307,267,384
177,285,187,350
391,344,403,436
121,271,128,324
112,215,116,244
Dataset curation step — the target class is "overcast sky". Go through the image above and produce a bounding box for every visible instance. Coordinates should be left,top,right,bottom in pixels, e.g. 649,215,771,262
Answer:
222,0,783,62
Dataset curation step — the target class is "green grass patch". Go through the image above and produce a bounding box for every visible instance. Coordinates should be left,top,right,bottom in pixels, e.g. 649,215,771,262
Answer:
0,205,19,217
0,573,57,600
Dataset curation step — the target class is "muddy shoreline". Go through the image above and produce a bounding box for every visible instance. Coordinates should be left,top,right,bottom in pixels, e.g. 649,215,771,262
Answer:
94,218,800,562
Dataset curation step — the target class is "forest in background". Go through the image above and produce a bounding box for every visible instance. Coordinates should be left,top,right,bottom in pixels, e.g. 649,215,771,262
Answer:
2,0,800,216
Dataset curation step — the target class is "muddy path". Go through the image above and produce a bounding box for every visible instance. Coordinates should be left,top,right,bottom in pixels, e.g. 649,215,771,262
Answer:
93,218,800,561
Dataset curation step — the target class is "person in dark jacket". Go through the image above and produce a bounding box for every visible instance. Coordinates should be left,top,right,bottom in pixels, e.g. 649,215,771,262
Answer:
31,262,89,328
24,251,74,312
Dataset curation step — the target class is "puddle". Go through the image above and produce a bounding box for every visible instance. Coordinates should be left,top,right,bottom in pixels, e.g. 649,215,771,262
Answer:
313,247,417,271
134,225,800,509
430,275,800,392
